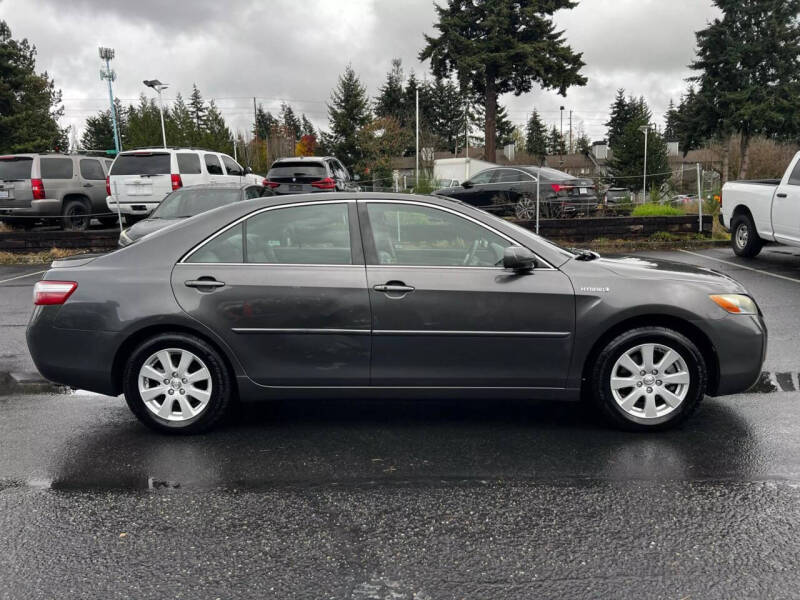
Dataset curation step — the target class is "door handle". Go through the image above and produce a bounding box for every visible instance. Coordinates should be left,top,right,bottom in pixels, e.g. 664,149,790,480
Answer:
185,279,225,289
83,183,93,188
373,281,415,293
777,192,787,198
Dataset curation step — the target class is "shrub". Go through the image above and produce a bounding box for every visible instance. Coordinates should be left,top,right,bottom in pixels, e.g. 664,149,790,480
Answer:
632,203,685,217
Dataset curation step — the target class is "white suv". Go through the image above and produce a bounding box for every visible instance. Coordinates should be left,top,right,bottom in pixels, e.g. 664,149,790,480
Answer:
106,148,261,217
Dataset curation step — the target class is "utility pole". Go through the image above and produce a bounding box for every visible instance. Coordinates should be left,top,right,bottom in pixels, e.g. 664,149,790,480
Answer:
98,47,121,155
559,106,564,158
253,97,258,142
415,88,420,187
464,99,469,159
639,125,650,202
696,163,703,233
569,110,573,154
143,80,168,149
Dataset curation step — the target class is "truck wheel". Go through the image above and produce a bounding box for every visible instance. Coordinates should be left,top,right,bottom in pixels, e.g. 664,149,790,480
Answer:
731,213,763,257
62,199,90,231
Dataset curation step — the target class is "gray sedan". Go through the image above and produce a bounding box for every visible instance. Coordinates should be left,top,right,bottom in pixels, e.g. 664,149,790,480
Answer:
27,193,766,434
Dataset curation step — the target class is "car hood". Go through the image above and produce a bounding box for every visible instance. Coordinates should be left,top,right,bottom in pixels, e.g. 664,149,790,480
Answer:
588,255,746,292
127,218,182,241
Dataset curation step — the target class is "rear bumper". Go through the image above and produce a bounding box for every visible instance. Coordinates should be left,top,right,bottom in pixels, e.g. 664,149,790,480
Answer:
0,199,62,217
705,314,767,396
107,196,158,215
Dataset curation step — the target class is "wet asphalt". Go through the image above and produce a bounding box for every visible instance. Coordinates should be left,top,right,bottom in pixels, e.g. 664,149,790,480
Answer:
1,246,800,599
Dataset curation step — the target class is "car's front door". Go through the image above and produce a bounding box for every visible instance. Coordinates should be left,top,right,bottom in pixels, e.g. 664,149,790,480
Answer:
360,200,575,387
456,169,497,207
772,158,800,244
171,200,371,386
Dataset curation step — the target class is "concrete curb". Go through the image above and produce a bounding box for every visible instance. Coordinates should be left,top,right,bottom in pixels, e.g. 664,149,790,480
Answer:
0,371,66,395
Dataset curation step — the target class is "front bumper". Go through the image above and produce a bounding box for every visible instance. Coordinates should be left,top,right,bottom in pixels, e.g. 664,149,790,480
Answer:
705,313,767,396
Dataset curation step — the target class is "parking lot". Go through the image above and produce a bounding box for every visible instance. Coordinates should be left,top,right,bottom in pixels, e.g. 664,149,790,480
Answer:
2,246,800,599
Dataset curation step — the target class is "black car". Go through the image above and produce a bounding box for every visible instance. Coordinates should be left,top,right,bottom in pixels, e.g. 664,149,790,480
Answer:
435,166,598,219
264,156,355,195
118,183,269,246
603,187,634,215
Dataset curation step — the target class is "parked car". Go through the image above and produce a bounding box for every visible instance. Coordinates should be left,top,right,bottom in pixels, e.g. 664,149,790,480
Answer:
435,166,598,219
106,147,259,219
603,187,634,215
28,192,765,435
720,150,800,257
263,156,355,194
0,153,117,230
118,183,270,247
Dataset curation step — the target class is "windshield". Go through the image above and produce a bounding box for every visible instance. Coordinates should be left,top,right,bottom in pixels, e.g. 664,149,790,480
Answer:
0,156,33,180
111,153,170,176
151,188,241,219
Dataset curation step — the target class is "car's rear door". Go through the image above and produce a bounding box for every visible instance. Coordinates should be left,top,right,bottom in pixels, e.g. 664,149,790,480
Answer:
176,152,204,187
78,158,109,213
359,199,575,387
109,152,173,206
171,200,371,386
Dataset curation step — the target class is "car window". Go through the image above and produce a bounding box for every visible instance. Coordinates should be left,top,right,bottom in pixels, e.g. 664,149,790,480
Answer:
534,167,575,181
110,153,170,176
268,162,327,178
187,223,244,263
40,158,73,179
788,161,800,186
494,169,531,183
334,160,349,181
245,203,351,264
177,153,201,175
468,170,495,185
79,159,105,180
0,156,33,180
366,202,511,267
221,155,244,176
244,186,263,199
152,188,242,219
204,154,223,175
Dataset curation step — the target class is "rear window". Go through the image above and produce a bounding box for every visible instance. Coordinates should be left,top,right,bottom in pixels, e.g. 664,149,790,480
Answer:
40,158,73,179
110,153,171,176
0,157,33,180
177,153,201,175
151,188,241,219
529,167,575,181
80,159,105,181
268,161,327,178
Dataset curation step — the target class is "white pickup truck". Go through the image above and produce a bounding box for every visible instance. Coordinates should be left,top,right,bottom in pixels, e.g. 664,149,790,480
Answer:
721,151,800,257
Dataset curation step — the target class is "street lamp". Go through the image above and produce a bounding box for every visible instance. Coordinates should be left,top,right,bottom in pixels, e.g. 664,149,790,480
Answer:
98,47,121,155
143,79,169,149
639,125,650,202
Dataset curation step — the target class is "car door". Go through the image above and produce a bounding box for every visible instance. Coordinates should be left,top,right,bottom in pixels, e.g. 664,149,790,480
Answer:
40,156,75,206
449,169,495,205
359,199,575,387
221,154,245,184
78,158,108,213
204,153,224,184
483,168,533,210
176,152,204,187
171,200,371,386
771,157,800,244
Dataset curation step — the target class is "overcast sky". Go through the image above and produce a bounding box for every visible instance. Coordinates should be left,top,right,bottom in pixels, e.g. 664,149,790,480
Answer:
3,0,721,144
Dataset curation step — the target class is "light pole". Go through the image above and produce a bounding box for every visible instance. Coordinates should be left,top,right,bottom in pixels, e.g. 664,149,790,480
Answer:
144,79,169,149
639,125,650,202
98,47,121,155
559,105,565,157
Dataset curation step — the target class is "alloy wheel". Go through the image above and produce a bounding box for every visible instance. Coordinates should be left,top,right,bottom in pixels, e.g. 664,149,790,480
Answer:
514,197,536,220
138,348,213,422
609,342,691,419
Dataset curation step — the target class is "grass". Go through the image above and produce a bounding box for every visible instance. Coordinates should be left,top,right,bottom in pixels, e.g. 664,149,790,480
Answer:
631,203,686,217
0,248,88,265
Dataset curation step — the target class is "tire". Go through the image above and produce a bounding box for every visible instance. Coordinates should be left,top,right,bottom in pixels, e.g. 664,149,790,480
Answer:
62,198,90,231
731,213,763,257
122,333,233,434
589,327,707,431
514,195,537,220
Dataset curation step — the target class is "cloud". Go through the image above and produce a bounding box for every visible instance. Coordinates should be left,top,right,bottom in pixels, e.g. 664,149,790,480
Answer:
4,0,719,143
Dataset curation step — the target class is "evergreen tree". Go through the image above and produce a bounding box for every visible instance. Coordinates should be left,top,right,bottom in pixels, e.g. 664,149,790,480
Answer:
663,99,679,140
168,92,193,147
575,132,591,155
0,21,66,153
254,104,279,140
325,64,371,172
525,109,548,158
547,126,566,155
427,77,465,152
688,0,800,178
300,114,316,138
125,95,168,148
80,111,115,151
375,58,405,120
608,97,670,192
495,105,516,148
280,102,301,141
420,0,586,163
188,84,207,131
605,89,634,150
202,100,233,153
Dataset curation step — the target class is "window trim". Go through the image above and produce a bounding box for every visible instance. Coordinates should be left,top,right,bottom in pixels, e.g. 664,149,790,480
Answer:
358,199,554,270
493,167,536,183
179,199,361,266
204,153,223,176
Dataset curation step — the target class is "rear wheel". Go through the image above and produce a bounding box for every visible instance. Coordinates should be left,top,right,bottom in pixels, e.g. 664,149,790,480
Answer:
731,213,763,257
514,195,537,220
590,327,707,431
62,198,90,231
122,333,233,434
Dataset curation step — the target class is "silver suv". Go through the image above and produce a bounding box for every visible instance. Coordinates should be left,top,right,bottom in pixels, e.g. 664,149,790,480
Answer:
0,153,115,230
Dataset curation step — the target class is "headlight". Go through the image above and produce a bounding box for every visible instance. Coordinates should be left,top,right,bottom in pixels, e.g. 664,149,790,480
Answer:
709,294,758,315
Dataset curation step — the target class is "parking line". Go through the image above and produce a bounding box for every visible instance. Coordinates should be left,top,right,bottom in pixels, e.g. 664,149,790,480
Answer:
678,249,800,284
0,270,46,285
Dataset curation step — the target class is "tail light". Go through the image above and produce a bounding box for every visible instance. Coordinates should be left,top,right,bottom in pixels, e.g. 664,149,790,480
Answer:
31,178,45,200
263,178,280,189
33,281,77,306
171,174,183,191
105,176,111,196
311,177,336,190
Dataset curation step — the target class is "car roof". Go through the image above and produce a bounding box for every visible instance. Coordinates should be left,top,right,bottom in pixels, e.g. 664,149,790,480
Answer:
270,156,334,163
179,183,260,191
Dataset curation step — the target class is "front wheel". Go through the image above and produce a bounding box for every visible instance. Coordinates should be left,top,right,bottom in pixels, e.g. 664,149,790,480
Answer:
514,195,537,220
731,213,763,257
589,327,707,431
122,333,233,434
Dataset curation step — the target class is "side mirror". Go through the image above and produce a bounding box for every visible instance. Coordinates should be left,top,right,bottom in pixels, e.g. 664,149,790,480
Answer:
503,246,537,272
462,180,473,188
245,166,253,174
